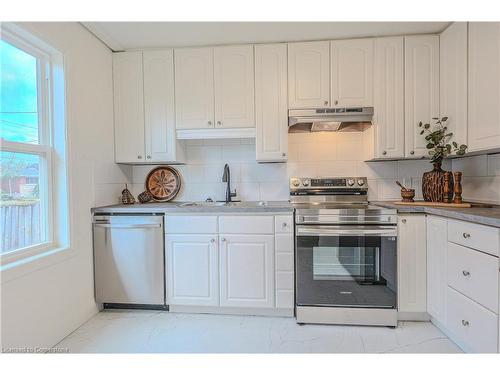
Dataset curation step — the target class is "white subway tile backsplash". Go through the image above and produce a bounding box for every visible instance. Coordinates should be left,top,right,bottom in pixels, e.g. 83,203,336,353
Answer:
128,135,500,204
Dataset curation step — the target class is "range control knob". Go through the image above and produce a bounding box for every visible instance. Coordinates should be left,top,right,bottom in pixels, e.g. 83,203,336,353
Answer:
292,179,300,187
357,179,365,186
347,179,355,186
302,179,310,187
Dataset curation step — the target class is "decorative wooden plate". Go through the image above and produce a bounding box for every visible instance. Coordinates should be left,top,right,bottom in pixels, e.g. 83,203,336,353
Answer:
145,166,181,202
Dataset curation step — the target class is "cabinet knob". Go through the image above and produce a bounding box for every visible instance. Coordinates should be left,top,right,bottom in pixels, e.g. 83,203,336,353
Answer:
334,100,338,105
208,121,212,127
382,151,387,155
462,232,471,239
147,155,151,159
217,121,222,126
410,151,415,155
221,238,226,242
211,238,215,243
282,222,287,228
462,270,471,277
461,319,470,327
137,155,143,159
282,152,286,157
324,100,329,106
401,218,407,224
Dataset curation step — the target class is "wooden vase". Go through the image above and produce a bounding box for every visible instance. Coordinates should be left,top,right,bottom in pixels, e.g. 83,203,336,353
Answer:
422,160,446,202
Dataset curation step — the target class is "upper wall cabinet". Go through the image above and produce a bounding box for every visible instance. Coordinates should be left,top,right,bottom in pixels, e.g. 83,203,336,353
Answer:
113,52,145,163
113,51,184,164
404,35,440,158
214,45,255,129
255,44,288,163
174,47,215,130
331,38,374,106
373,36,404,159
440,22,468,148
288,41,330,108
468,22,500,152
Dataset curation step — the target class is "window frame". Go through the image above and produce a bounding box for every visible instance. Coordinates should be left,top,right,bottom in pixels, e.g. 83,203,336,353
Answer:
0,26,64,264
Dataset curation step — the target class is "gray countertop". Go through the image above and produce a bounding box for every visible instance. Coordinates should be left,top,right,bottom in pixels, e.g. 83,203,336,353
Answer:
92,201,294,214
372,201,500,228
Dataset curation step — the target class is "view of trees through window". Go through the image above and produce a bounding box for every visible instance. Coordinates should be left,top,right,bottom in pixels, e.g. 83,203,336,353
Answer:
1,38,46,254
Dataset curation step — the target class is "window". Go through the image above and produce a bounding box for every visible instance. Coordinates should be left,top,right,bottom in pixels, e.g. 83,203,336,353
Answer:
1,25,67,261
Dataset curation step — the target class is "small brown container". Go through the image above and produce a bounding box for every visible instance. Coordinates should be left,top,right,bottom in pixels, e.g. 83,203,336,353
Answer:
401,189,416,202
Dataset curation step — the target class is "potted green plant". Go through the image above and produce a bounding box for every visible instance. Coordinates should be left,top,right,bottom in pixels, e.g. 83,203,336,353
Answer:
418,117,467,202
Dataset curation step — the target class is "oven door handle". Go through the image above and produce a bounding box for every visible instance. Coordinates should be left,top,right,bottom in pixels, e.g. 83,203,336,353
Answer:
296,226,397,237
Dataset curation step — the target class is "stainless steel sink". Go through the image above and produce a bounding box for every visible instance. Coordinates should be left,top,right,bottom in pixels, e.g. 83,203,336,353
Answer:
178,201,268,207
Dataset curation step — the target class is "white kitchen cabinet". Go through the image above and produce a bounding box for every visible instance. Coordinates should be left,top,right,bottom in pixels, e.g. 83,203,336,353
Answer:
113,52,145,163
440,22,468,147
398,214,427,317
255,43,288,162
426,215,448,327
174,47,215,130
214,45,254,129
219,234,275,308
373,36,404,159
331,38,374,107
143,50,185,163
468,22,500,152
166,234,219,306
288,41,330,108
404,35,440,158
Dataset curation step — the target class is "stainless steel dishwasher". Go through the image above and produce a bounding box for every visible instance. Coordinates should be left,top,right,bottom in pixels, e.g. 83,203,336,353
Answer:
93,213,166,309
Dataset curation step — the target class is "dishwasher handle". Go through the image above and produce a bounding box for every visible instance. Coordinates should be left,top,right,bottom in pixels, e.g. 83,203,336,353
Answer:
93,223,162,229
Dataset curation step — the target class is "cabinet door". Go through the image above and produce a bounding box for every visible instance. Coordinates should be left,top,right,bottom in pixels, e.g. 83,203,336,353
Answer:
174,47,214,130
214,45,255,128
398,214,427,314
255,44,288,162
440,22,468,147
288,41,330,108
404,35,440,158
426,215,448,326
143,50,182,163
166,234,219,306
468,22,500,151
219,234,275,308
113,52,145,163
374,37,404,158
331,38,374,106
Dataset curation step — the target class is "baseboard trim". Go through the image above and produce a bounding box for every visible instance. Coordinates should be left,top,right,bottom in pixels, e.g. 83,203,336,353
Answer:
169,305,293,317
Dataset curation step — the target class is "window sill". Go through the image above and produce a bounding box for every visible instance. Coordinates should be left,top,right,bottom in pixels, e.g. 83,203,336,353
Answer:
0,245,76,284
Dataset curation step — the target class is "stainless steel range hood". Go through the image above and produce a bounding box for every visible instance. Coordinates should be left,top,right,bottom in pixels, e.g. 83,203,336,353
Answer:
288,107,374,133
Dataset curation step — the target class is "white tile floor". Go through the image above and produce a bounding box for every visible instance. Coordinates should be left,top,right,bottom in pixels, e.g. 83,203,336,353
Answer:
54,310,462,353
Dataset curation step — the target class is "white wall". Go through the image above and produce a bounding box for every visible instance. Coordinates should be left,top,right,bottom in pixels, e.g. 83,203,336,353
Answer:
131,132,451,202
0,22,131,350
451,153,500,204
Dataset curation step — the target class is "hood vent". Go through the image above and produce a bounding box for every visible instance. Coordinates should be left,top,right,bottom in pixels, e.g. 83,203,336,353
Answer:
288,107,373,133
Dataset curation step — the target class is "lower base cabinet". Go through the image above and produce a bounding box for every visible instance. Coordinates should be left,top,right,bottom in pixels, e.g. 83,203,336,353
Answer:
219,234,275,308
166,234,219,306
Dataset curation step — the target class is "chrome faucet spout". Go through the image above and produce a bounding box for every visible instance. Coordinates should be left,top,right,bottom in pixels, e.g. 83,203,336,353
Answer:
222,164,232,203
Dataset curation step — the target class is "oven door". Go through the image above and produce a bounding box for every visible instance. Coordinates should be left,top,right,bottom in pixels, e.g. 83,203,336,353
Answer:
295,225,397,309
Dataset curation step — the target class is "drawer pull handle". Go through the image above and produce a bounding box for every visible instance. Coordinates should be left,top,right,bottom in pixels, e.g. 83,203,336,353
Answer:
461,320,470,327
462,232,471,239
462,270,470,277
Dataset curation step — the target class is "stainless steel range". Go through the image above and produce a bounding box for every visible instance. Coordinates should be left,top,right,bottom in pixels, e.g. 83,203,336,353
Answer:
291,177,398,327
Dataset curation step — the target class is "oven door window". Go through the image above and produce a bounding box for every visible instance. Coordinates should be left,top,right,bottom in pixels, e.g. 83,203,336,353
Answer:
296,233,397,308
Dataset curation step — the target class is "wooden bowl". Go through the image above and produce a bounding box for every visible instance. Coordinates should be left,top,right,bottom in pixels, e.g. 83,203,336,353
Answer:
401,189,416,202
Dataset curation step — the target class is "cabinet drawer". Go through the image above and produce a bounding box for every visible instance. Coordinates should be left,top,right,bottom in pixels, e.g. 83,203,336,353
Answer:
446,287,498,353
219,215,274,234
165,215,217,233
276,271,293,290
448,219,499,256
275,233,293,253
447,242,499,313
275,215,293,233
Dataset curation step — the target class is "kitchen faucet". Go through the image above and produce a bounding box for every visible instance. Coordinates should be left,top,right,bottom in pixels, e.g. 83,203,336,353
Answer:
222,164,237,203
